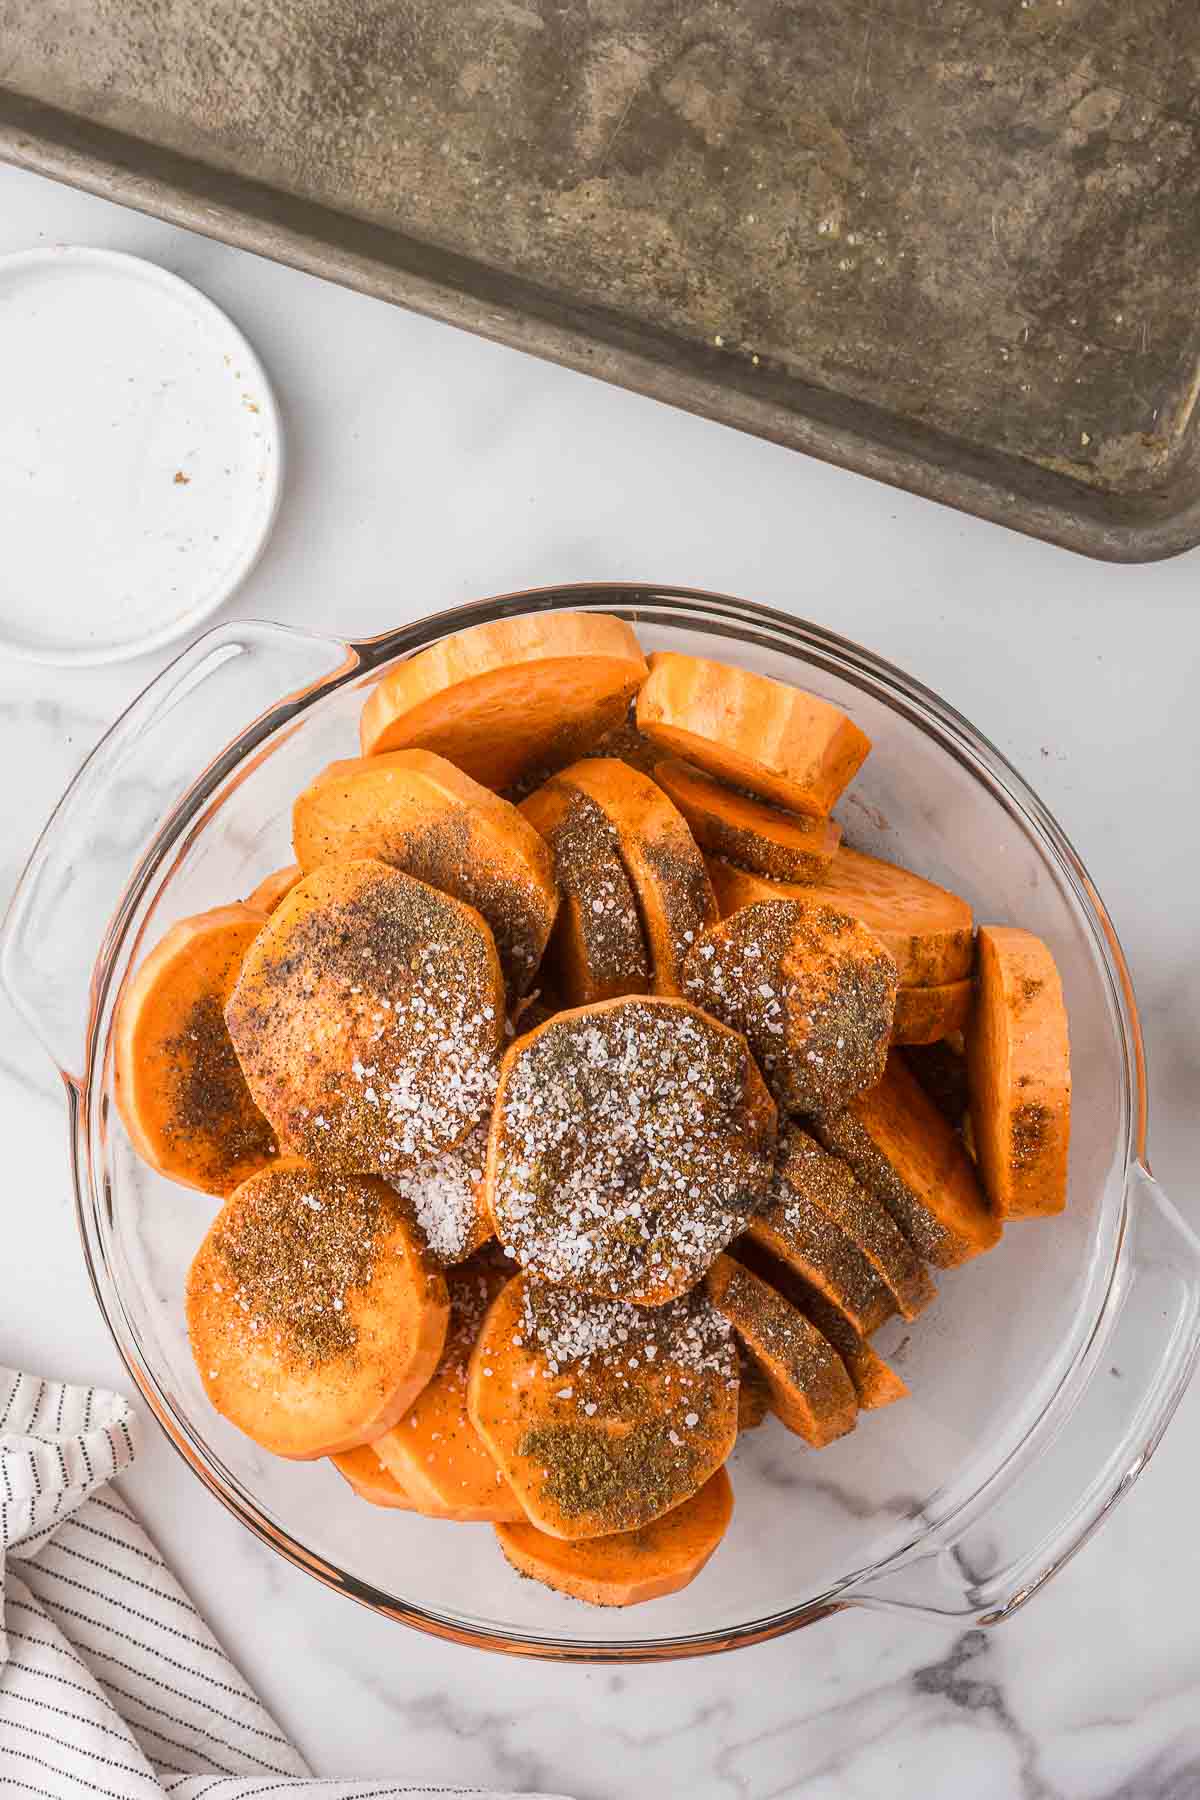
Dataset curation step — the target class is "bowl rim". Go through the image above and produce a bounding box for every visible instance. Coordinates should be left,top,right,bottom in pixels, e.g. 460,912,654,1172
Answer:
73,582,1145,1659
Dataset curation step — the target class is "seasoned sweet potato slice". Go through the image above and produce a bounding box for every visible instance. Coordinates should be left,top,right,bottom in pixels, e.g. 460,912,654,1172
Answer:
330,1445,416,1509
114,903,277,1196
551,758,717,996
777,1126,934,1320
813,1052,1001,1266
520,779,650,1006
707,849,974,987
902,1038,970,1131
495,1467,733,1607
486,997,776,1305
293,750,557,997
636,653,871,818
244,866,303,914
734,1240,909,1412
360,611,647,788
706,1254,857,1447
745,1134,896,1339
372,1260,523,1521
225,859,505,1178
682,899,897,1115
653,758,841,881
967,926,1071,1218
891,979,973,1045
187,1160,449,1459
388,1123,492,1266
467,1275,739,1540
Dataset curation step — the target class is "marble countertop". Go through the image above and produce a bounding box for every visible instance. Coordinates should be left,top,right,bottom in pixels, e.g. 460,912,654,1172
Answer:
2,161,1199,1800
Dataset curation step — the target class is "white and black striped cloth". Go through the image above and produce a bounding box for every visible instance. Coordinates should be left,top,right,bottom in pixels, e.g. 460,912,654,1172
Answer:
0,1367,567,1800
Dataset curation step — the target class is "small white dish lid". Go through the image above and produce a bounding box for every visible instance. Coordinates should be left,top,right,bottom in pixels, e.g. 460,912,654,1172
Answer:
0,246,283,666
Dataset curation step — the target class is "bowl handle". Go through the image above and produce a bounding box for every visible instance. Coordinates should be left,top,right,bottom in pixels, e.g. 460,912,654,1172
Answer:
0,621,353,1083
845,1163,1200,1624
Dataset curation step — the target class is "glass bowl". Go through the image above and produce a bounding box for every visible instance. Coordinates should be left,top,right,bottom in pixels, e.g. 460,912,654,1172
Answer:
5,585,1199,1661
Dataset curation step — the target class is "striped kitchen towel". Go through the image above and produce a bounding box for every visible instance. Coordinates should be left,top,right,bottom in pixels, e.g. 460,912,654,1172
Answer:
0,1367,568,1800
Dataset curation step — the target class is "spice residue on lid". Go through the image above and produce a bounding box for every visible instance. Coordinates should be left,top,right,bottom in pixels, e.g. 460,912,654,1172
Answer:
490,998,776,1303
389,1122,489,1264
226,860,504,1179
683,898,896,1114
207,1164,393,1367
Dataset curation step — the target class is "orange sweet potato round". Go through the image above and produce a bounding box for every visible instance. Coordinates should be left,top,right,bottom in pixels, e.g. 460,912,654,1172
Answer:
708,850,974,988
294,750,557,997
812,1052,1001,1266
637,652,871,818
225,859,505,1179
468,1275,739,1540
486,996,776,1305
244,866,303,914
114,903,277,1196
653,758,842,881
187,1160,449,1459
706,1254,857,1448
372,1260,524,1521
549,758,718,997
495,1467,733,1607
520,779,650,1006
330,1445,416,1509
360,611,647,789
683,898,898,1116
967,926,1071,1218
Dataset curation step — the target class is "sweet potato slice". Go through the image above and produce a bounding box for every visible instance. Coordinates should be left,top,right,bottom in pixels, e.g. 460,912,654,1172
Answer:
737,1346,772,1430
636,652,871,818
187,1160,449,1459
389,1123,492,1265
360,611,647,788
891,980,973,1045
707,849,974,987
581,712,663,777
372,1260,524,1521
244,865,303,914
745,1135,896,1339
330,1445,416,1509
293,750,557,997
902,1038,969,1131
734,1240,908,1412
520,780,650,1006
331,1444,510,1520
779,1125,934,1319
967,926,1071,1219
551,758,718,996
486,996,776,1305
653,758,842,881
468,1275,739,1540
114,903,277,1196
812,1052,1001,1266
707,1254,857,1447
226,859,505,1178
682,899,897,1115
495,1467,733,1607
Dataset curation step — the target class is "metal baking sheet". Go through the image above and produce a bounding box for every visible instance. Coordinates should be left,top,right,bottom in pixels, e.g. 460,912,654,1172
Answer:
4,1,1200,562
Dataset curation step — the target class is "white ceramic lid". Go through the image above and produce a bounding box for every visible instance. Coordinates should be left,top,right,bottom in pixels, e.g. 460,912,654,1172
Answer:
0,246,283,665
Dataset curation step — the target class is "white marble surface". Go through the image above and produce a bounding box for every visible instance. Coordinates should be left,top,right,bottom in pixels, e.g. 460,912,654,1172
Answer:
1,160,1199,1799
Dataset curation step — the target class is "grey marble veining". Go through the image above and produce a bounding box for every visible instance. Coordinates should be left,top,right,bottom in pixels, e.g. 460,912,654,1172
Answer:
1,162,1199,1800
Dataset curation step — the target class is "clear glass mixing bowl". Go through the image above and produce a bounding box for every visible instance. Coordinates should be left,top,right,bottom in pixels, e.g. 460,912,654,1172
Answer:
4,585,1199,1660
